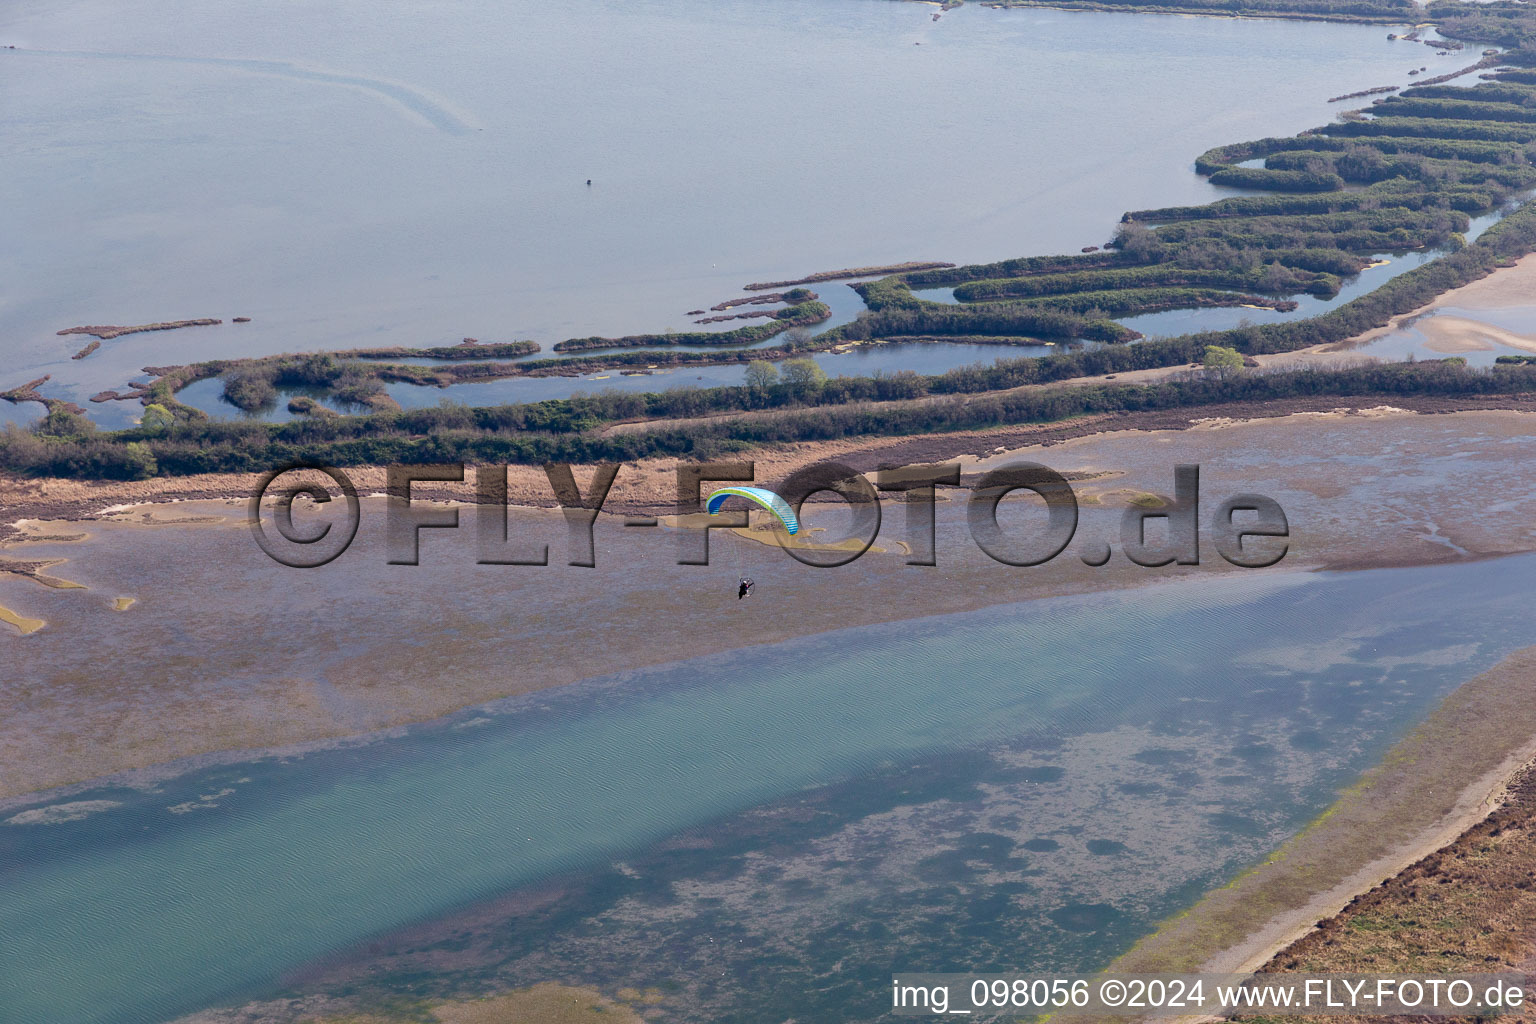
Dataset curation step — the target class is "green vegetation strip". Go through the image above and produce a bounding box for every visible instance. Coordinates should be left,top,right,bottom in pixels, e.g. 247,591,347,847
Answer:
9,358,1536,480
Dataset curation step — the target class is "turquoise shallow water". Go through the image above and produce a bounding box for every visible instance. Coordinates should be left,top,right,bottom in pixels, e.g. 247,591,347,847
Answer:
3,555,1536,1022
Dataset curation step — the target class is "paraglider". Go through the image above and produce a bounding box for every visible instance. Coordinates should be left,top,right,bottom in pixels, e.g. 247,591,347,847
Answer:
705,486,799,535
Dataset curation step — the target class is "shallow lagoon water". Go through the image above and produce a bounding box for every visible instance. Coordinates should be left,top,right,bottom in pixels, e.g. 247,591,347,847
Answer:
1117,200,1525,339
162,192,1527,424
1117,247,1444,338
5,554,1536,1022
1353,303,1536,365
2,0,1454,413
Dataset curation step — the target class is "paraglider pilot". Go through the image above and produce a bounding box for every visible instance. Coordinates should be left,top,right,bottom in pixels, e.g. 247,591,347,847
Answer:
738,577,755,600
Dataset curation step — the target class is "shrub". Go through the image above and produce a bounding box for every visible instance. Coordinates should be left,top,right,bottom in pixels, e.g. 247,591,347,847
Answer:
744,360,779,388
222,371,277,411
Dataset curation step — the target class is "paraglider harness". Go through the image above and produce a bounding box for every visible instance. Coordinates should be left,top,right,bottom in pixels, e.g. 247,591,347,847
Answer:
738,577,755,600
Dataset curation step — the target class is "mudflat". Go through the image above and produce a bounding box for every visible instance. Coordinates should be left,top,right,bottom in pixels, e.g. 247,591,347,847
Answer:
4,407,1536,803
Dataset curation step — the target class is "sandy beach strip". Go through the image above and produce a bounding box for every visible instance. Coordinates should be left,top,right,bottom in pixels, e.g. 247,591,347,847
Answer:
1419,314,1536,354
1318,249,1536,358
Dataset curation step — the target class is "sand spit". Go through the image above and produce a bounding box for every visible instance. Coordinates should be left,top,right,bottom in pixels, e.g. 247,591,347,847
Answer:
1225,766,1536,1024
0,605,45,635
1419,313,1536,354
0,556,85,590
1326,249,1536,357
56,318,221,341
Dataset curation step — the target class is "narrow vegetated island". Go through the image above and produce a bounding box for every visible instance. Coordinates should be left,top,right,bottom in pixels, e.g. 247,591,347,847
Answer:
56,318,224,341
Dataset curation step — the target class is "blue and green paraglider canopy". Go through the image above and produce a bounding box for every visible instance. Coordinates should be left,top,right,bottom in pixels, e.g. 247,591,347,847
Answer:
706,486,799,535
